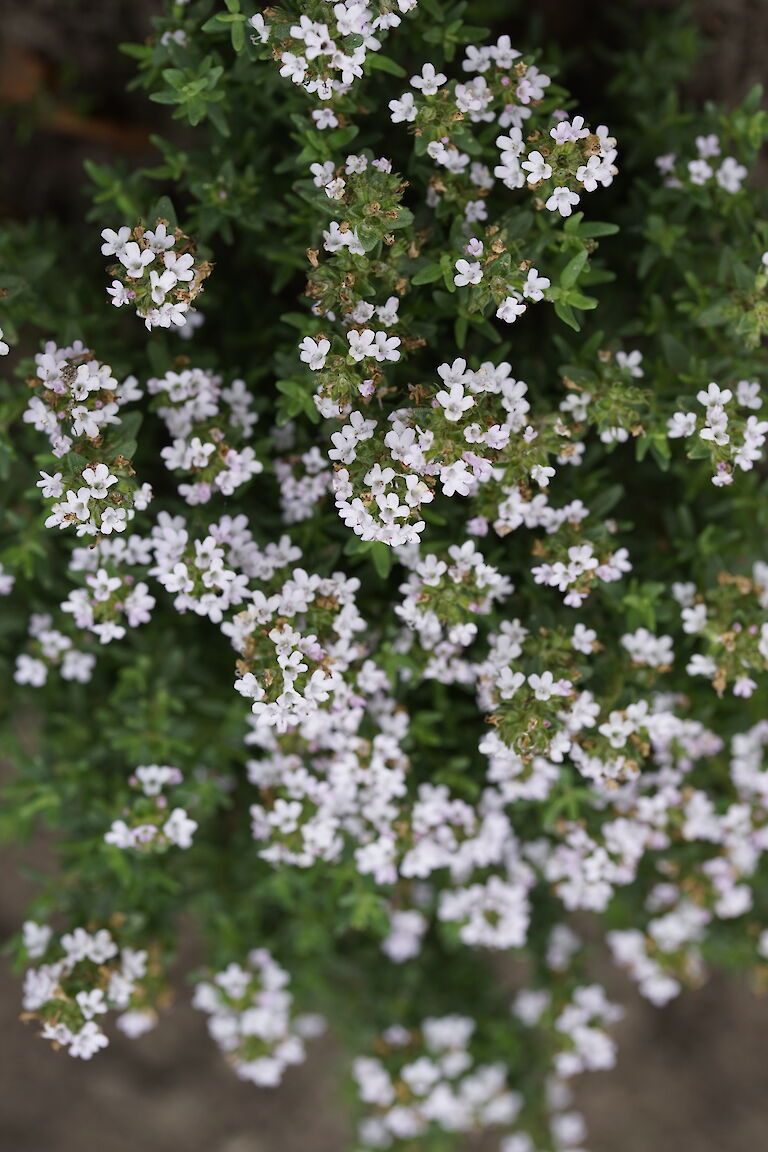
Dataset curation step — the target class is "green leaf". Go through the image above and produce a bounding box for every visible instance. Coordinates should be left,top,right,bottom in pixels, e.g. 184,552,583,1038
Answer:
231,19,246,52
563,211,585,234
119,42,150,61
660,333,690,374
576,221,620,238
741,83,764,115
343,535,372,559
411,263,444,286
357,225,382,253
590,483,624,518
391,206,414,231
149,196,178,228
83,159,113,187
149,91,179,106
109,411,143,460
161,67,186,89
649,438,671,471
366,53,407,77
568,291,598,310
370,542,394,579
279,312,311,330
207,102,231,137
561,249,589,288
441,253,457,293
327,125,360,150
275,379,307,400
554,300,581,331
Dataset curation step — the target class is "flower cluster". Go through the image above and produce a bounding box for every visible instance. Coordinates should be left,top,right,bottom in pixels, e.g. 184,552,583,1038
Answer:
290,128,618,548
149,512,254,624
250,1,419,109
500,1079,590,1152
22,340,150,535
514,983,623,1078
389,41,616,231
326,360,557,546
148,367,263,504
353,1016,520,1148
667,378,768,486
21,924,161,1058
608,921,704,1007
232,564,367,733
24,341,136,454
41,461,150,537
273,442,334,523
61,562,156,645
192,950,324,1086
102,220,211,330
656,134,748,194
396,540,512,672
497,117,618,219
14,613,95,686
674,571,768,696
105,764,198,851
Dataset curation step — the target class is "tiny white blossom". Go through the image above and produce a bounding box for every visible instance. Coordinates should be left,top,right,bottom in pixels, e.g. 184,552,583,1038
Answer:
496,296,527,323
410,63,447,96
521,151,552,183
454,259,482,287
545,187,581,217
100,227,131,256
389,92,417,123
299,336,330,370
118,242,155,277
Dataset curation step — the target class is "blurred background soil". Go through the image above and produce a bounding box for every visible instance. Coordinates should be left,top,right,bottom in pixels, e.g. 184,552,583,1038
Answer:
2,0,768,1148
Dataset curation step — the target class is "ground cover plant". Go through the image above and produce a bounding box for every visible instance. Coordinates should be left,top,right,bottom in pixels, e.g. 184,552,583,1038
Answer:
2,1,768,1148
